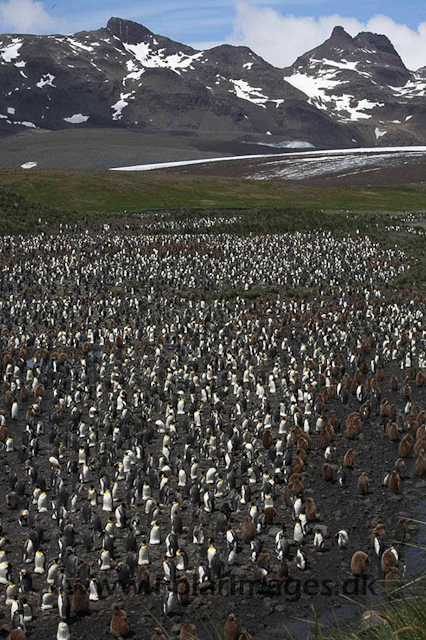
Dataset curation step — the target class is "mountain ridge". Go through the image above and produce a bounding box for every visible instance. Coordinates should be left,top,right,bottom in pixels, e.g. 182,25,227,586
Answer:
0,17,425,149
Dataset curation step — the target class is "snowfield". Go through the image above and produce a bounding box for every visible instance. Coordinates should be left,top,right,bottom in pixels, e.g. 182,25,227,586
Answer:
110,146,426,176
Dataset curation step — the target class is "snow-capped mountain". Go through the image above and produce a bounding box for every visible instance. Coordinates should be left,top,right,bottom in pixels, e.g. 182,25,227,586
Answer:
283,26,426,146
0,18,424,148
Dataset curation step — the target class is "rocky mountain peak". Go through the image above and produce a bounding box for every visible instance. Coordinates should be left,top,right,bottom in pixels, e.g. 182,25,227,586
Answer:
354,31,406,66
106,17,153,44
329,26,353,42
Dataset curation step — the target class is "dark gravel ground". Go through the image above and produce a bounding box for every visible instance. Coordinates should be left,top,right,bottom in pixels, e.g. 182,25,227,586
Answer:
0,129,284,170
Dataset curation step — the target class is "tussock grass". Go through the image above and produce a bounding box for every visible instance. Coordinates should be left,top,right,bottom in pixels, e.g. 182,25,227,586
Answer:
0,169,426,215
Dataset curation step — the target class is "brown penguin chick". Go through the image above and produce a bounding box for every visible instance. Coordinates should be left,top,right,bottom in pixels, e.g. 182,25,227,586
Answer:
375,367,384,382
395,458,406,476
322,463,334,482
389,404,397,420
398,435,413,457
0,424,7,442
370,524,386,546
287,473,302,485
151,628,166,640
345,417,362,439
361,362,369,375
407,416,420,437
318,372,326,386
385,566,399,589
403,383,412,399
343,448,355,469
390,375,399,391
180,621,198,640
110,603,130,638
354,370,363,384
346,411,361,426
286,479,305,496
326,384,337,400
20,385,29,402
224,614,242,640
325,422,336,440
9,630,26,640
388,471,401,493
296,427,312,449
414,453,426,479
297,432,311,448
264,507,278,525
290,427,304,444
4,389,13,407
137,565,150,594
292,455,304,474
318,429,332,450
381,548,398,574
414,436,426,455
416,423,426,439
72,582,90,616
34,383,44,398
327,414,339,429
262,429,272,449
304,497,318,522
296,448,307,463
241,516,255,543
357,472,369,495
177,576,191,605
380,400,391,418
386,422,399,442
360,400,372,420
350,551,370,576
57,351,67,365
258,552,272,573
416,371,425,387
297,436,309,451
395,519,407,542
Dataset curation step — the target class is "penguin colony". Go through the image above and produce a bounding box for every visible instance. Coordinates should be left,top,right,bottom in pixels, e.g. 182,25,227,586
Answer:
0,224,424,639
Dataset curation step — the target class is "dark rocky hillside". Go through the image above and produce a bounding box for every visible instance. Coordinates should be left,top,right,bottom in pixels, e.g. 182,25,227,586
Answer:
0,18,425,148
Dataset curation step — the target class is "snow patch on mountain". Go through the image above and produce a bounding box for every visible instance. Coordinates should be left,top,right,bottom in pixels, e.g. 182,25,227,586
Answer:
36,74,56,89
375,128,387,139
1,40,23,63
389,77,426,98
284,71,383,121
66,38,95,53
123,60,145,84
0,115,36,128
229,79,284,109
317,58,359,71
123,42,204,75
229,80,268,108
111,92,134,120
64,114,89,124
